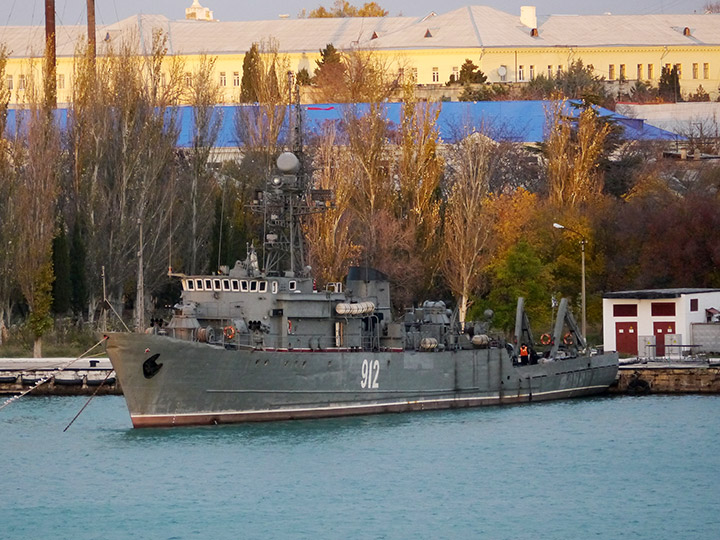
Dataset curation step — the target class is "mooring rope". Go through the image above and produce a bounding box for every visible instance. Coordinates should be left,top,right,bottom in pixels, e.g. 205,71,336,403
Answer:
0,336,109,412
63,367,116,432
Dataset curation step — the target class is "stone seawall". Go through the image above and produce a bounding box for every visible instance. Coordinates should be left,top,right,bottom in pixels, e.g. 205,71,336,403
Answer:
612,364,720,394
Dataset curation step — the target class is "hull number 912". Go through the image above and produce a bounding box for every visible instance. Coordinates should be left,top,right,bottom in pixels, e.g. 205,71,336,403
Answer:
361,359,380,389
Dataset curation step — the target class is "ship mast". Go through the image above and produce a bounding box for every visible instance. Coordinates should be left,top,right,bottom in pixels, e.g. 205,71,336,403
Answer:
250,76,332,277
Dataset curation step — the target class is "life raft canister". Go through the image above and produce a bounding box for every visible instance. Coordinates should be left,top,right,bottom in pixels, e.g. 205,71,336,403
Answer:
223,326,236,340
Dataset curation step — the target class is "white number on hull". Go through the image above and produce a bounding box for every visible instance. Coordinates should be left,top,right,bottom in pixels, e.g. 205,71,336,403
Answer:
361,359,380,389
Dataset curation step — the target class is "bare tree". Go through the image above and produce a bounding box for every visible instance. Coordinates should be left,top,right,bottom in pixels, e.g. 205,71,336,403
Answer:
67,30,184,329
305,123,361,285
544,100,611,208
441,133,496,325
235,39,290,173
11,73,61,356
0,45,15,340
390,88,444,298
185,54,222,274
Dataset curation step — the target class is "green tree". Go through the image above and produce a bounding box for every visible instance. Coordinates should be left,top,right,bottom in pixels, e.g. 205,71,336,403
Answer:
458,59,486,85
296,68,313,85
240,43,261,103
659,66,682,103
486,240,554,332
69,219,87,317
51,225,72,315
554,60,608,105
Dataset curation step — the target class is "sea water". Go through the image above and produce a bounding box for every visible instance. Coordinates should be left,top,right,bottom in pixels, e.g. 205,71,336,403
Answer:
1,394,718,540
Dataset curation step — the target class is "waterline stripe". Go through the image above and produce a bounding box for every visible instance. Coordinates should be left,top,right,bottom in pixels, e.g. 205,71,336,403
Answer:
131,384,609,420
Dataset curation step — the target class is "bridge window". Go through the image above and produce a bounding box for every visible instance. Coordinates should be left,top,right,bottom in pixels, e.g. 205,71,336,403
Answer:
240,280,248,292
204,279,212,290
195,279,203,290
259,281,268,293
289,281,297,291
222,279,231,291
231,279,239,291
213,278,221,291
185,280,195,291
271,281,278,294
250,281,258,292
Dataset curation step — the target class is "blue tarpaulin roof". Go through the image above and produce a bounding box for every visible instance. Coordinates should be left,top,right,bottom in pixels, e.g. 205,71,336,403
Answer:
170,100,683,147
5,100,680,149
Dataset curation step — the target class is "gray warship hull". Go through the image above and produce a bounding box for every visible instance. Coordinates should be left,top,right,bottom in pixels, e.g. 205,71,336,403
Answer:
106,332,618,428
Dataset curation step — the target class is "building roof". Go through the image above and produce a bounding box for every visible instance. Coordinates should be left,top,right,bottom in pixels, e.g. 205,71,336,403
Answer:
2,7,720,58
604,288,720,299
171,100,679,148
4,100,679,147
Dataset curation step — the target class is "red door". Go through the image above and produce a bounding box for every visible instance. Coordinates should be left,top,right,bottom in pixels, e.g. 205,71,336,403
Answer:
653,321,675,357
615,322,638,355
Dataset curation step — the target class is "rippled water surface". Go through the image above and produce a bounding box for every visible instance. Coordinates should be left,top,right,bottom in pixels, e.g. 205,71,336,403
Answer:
1,394,718,539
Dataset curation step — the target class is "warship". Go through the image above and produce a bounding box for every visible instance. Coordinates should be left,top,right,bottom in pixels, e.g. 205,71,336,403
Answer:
105,121,618,428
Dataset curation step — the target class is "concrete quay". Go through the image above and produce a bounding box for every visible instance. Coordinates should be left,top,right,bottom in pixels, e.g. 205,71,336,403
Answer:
0,357,121,396
611,359,720,394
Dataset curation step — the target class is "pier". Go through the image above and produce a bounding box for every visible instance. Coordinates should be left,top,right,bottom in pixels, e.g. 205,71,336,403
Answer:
0,358,121,396
611,359,720,394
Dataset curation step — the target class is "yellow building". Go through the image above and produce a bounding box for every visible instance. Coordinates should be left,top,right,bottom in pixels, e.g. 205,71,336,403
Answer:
1,3,719,105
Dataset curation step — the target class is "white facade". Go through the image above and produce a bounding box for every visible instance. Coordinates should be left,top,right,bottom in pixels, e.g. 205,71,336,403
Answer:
602,289,720,358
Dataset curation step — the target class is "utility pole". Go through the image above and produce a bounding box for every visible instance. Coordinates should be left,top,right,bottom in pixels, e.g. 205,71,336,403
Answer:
87,0,96,67
44,0,57,108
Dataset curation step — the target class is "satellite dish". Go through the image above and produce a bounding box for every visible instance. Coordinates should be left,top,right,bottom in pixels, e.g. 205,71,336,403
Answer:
497,66,507,77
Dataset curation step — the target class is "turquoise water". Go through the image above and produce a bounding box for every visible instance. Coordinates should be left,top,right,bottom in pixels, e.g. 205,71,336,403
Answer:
1,395,718,540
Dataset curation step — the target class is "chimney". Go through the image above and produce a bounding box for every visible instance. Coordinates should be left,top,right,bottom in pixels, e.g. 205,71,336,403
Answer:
520,6,537,29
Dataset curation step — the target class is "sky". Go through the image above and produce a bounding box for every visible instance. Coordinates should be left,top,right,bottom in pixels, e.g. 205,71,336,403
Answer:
2,0,711,27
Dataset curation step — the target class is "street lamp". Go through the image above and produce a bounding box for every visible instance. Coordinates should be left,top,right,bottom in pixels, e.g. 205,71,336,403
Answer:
553,222,587,341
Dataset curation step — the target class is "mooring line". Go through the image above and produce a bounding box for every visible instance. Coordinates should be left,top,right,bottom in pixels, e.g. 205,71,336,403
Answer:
63,367,115,432
0,336,109,412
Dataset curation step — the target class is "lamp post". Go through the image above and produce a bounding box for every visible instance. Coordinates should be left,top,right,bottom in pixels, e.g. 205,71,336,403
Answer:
553,222,586,341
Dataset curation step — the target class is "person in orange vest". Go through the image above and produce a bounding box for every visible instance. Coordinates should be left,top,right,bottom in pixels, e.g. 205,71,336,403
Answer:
519,343,529,365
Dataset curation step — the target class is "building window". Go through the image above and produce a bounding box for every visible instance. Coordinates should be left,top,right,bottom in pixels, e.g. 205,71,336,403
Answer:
547,65,553,78
703,63,709,79
18,74,25,90
184,72,192,87
556,65,562,75
648,64,654,79
665,63,671,71
637,64,643,80
219,72,226,86
651,302,676,317
620,64,626,79
675,63,682,79
412,67,418,81
529,65,534,79
233,71,240,87
452,66,458,82
608,64,615,80
5,75,12,90
613,304,638,317
432,67,439,82
692,63,699,79
518,65,524,81
690,299,699,312
57,73,65,90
